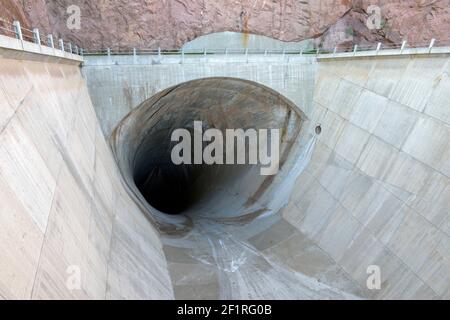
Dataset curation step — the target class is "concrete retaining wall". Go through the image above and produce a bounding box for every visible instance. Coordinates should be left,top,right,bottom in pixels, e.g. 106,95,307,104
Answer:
284,54,450,299
0,48,173,299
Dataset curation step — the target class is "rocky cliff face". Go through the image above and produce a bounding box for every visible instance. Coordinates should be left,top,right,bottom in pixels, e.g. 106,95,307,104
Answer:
0,0,32,32
2,0,449,50
319,0,450,50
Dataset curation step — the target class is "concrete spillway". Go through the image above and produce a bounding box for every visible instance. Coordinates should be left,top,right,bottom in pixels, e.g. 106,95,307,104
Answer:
108,77,357,299
0,37,449,299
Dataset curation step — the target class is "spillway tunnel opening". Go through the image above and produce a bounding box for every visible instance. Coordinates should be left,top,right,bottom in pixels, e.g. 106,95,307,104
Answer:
111,77,307,227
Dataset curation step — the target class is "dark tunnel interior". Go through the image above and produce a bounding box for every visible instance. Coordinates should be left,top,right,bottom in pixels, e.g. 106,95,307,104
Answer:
111,78,305,219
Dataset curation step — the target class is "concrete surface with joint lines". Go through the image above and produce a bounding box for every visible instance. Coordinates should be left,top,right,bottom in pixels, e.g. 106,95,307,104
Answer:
0,44,173,299
0,36,449,299
82,53,318,137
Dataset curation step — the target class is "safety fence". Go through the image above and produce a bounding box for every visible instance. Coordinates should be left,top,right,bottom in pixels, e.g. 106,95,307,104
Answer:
0,18,83,56
1,18,448,58
82,38,449,57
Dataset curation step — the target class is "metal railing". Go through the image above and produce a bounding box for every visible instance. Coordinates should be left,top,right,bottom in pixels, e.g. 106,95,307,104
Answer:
0,18,83,56
82,38,450,58
83,47,321,56
316,39,447,55
1,17,447,59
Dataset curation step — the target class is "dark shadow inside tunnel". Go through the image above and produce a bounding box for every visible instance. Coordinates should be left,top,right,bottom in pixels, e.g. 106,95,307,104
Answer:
111,77,305,222
135,162,196,214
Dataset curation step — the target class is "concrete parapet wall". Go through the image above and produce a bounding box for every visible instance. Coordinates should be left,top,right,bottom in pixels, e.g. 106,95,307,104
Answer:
0,34,82,63
0,49,173,299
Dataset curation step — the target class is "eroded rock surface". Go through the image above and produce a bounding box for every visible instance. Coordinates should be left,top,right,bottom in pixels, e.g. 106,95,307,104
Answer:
2,1,450,50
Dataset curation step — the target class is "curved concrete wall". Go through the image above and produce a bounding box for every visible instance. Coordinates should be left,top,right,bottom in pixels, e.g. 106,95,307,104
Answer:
105,75,367,299
289,54,450,299
0,49,173,299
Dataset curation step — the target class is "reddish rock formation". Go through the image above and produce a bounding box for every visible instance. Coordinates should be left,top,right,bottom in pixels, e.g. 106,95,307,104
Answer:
1,0,449,50
319,0,450,50
0,0,31,36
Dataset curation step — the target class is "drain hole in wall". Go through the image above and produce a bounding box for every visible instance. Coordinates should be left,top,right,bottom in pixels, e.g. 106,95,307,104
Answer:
315,125,322,135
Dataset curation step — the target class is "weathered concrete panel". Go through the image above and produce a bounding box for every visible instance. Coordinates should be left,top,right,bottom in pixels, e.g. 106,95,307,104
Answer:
0,50,173,299
288,54,450,298
390,57,447,112
83,55,316,137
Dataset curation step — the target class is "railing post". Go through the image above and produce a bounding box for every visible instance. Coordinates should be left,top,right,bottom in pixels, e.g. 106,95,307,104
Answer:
74,45,78,55
80,48,84,56
181,48,184,64
47,34,54,48
316,47,320,56
264,49,268,56
203,48,207,56
12,21,23,41
353,44,358,55
400,40,407,54
32,28,41,46
376,42,382,55
158,47,161,58
107,47,111,57
133,48,137,64
59,39,64,51
300,49,303,56
428,38,435,53
333,46,337,57
68,42,73,53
